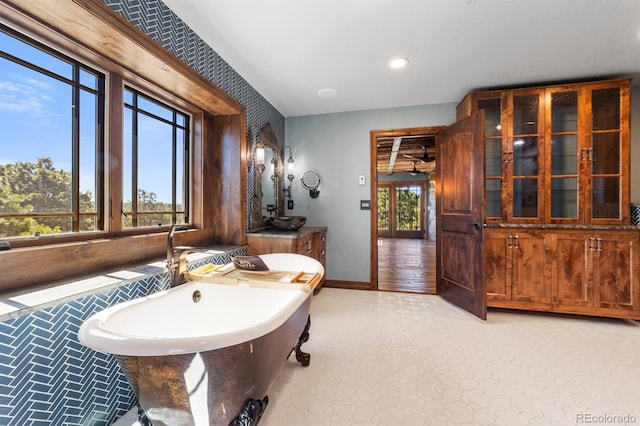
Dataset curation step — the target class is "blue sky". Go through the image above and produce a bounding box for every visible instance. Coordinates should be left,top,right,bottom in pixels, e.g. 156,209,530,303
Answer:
1,30,180,204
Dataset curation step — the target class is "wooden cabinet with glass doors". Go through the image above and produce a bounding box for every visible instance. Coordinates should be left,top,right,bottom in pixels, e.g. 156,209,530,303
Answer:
458,79,640,319
458,79,631,225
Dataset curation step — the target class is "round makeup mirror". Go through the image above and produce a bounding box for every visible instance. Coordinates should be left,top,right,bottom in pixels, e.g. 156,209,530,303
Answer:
301,171,321,198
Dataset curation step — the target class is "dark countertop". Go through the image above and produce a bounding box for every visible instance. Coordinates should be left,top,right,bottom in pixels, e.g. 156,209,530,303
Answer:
485,223,640,231
247,226,327,239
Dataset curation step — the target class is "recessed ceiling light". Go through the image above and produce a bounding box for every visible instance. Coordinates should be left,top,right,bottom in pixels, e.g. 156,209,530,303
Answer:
318,88,337,98
388,57,409,69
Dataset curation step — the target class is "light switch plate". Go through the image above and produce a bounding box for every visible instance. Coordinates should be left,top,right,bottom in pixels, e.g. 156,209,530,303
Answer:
358,175,366,185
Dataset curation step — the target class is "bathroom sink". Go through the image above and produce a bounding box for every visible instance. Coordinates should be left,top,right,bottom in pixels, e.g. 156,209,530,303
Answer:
271,216,306,231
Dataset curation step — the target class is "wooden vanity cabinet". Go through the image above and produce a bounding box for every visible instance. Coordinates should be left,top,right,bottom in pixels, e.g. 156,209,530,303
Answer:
485,227,640,319
247,227,328,288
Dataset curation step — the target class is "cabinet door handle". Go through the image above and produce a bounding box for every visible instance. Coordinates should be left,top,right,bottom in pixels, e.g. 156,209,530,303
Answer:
513,235,519,249
596,237,602,252
507,235,513,248
503,151,509,163
588,236,595,251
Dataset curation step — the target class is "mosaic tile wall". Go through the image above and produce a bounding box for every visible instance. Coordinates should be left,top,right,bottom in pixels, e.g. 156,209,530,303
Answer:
102,0,286,232
0,248,244,425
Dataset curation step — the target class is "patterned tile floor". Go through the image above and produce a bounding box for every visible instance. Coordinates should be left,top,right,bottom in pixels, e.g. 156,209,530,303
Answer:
116,288,640,426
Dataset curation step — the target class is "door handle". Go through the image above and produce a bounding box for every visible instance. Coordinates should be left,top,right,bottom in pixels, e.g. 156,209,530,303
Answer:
468,221,481,230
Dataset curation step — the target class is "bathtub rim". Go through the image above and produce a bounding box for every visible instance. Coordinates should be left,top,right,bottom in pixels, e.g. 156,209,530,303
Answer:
78,282,311,356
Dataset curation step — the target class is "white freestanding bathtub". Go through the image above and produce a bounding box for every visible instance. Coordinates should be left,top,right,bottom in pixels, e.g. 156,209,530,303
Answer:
78,253,324,426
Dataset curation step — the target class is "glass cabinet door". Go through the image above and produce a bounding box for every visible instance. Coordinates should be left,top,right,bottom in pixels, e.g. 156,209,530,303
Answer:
478,97,503,220
549,90,579,220
589,87,621,220
510,92,543,220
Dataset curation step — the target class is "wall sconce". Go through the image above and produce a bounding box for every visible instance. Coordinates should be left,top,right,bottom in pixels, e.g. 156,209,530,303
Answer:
284,145,294,197
255,140,265,176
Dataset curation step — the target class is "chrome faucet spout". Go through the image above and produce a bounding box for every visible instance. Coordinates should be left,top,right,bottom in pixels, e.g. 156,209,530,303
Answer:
167,224,190,287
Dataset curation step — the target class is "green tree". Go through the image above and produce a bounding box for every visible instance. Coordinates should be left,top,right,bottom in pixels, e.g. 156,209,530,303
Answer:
396,188,420,231
0,157,94,237
377,187,390,230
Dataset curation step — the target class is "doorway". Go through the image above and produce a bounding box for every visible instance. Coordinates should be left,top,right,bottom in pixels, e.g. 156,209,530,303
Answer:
369,126,445,294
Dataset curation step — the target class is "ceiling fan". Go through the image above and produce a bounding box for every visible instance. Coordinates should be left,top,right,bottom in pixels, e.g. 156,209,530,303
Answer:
410,161,425,176
403,145,435,163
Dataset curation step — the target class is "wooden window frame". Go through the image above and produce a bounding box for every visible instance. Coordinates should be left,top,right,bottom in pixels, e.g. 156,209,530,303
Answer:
0,0,246,293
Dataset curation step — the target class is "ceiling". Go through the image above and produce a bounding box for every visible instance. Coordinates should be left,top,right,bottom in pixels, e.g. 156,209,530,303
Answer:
161,0,640,118
376,134,437,175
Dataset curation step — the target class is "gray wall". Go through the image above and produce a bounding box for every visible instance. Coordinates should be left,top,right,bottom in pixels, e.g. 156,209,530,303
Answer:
287,86,640,285
285,103,457,284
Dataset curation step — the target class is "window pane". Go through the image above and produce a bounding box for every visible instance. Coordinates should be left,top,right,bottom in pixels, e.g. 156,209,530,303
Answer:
80,89,98,214
80,68,98,90
395,186,421,231
123,109,134,217
377,187,390,231
0,27,104,238
0,30,73,79
123,88,190,228
137,116,173,209
138,96,173,121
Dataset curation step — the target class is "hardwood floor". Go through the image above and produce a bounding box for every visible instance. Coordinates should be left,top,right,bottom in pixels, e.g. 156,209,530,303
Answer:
377,237,436,294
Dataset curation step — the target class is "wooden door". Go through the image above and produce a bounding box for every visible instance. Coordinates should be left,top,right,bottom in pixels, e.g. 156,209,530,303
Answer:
436,112,486,319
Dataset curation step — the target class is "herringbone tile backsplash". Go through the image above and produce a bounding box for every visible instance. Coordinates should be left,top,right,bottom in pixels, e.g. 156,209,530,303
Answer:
0,247,243,425
2,0,278,423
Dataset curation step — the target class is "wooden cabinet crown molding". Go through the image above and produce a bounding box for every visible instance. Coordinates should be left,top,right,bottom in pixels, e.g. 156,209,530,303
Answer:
0,0,244,117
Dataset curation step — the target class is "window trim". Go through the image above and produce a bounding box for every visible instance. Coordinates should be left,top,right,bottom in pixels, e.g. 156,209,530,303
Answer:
0,0,246,293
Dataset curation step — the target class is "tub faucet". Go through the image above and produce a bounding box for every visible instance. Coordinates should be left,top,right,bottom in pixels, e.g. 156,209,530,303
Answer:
166,224,210,287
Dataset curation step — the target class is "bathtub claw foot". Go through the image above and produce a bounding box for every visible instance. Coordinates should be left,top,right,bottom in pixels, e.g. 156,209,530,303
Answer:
294,315,311,367
229,396,268,426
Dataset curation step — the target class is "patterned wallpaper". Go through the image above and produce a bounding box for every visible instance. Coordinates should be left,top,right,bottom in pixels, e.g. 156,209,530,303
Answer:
103,0,285,232
1,0,282,423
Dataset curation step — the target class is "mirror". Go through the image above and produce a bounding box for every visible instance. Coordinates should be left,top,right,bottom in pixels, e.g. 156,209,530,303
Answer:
250,123,283,230
301,170,321,198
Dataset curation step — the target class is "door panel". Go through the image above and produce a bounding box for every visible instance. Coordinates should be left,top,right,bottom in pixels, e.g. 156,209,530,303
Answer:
511,233,549,304
437,112,486,319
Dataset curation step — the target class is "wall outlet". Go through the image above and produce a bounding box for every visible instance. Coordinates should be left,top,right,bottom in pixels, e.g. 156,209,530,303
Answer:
287,199,294,209
359,175,366,185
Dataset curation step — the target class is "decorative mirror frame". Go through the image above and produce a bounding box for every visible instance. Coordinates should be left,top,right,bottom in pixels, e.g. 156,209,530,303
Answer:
250,123,283,230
